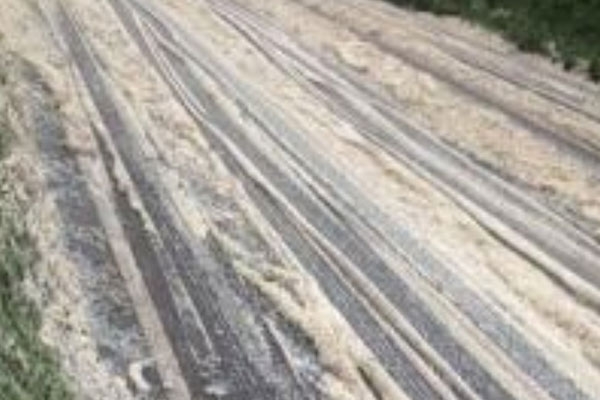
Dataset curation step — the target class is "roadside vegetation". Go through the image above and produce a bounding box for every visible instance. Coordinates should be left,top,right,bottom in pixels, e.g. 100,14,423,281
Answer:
0,104,72,399
386,0,600,82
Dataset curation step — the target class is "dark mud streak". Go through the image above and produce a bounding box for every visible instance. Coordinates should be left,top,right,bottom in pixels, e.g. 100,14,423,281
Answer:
357,366,384,400
9,57,152,380
205,231,322,400
92,123,203,394
51,5,282,399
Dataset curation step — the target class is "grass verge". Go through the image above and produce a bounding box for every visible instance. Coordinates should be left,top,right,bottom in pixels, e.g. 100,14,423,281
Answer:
0,122,72,399
385,0,600,82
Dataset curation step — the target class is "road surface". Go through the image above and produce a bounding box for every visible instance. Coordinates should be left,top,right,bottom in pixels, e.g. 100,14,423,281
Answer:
1,0,600,398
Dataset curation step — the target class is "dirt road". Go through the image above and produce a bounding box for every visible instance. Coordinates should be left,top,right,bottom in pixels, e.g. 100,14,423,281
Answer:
1,0,600,399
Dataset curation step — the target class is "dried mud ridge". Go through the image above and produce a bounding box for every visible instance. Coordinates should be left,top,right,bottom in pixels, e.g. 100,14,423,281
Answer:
6,0,600,399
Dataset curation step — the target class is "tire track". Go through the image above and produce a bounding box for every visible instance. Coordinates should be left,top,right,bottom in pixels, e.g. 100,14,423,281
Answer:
44,3,303,398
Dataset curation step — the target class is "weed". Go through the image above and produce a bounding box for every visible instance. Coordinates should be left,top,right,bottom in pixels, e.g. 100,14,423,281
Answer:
0,123,73,400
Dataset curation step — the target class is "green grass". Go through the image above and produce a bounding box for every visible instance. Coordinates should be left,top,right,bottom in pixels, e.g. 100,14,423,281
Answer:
0,124,72,400
385,0,600,82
